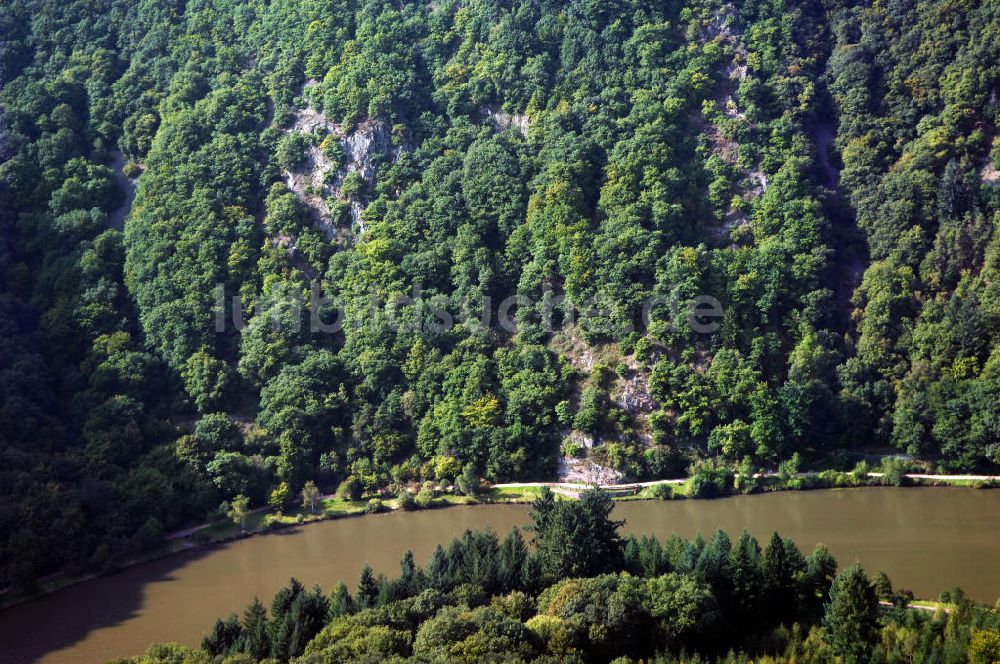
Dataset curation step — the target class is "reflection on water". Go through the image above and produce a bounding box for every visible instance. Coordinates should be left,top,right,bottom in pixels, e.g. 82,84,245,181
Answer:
2,487,999,664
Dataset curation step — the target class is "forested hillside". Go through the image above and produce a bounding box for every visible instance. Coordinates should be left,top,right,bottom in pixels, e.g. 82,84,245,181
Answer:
2,0,1000,589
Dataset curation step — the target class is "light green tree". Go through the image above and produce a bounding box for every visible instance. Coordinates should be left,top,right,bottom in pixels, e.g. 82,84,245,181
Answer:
228,494,251,532
269,481,291,512
302,480,321,514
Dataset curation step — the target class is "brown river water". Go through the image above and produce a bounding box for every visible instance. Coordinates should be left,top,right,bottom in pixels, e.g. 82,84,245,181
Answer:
2,487,999,664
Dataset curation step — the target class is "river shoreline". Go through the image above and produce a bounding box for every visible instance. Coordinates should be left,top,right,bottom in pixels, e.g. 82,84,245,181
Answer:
2,472,997,612
5,487,1000,664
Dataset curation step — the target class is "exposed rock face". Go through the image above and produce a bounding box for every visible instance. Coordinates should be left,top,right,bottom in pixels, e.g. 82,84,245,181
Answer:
283,100,398,241
982,130,999,186
617,371,656,414
558,456,625,485
567,430,596,449
983,161,1000,185
340,119,393,229
342,119,391,181
481,106,529,137
283,106,341,238
747,170,769,196
698,2,770,246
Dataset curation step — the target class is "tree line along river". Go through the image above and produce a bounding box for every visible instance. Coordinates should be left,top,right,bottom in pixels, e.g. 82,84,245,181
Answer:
1,487,1000,664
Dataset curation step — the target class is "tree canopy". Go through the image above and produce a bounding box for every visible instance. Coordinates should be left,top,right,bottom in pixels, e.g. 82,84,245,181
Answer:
2,0,1000,590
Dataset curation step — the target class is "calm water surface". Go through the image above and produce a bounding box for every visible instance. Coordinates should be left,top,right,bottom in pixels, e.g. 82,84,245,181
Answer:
2,487,1000,664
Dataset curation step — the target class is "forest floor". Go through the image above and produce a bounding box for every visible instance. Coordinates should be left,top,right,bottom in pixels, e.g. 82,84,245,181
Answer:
809,118,868,330
105,148,137,231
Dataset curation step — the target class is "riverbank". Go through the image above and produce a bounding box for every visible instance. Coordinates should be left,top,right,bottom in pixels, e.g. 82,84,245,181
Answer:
496,469,1000,499
3,470,997,610
6,488,999,664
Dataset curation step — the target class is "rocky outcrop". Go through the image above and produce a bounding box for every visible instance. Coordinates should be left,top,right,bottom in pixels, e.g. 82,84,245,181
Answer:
982,130,999,185
617,370,656,414
342,119,391,181
698,2,770,245
982,161,1000,185
566,430,596,449
283,100,398,241
557,457,625,484
481,106,529,137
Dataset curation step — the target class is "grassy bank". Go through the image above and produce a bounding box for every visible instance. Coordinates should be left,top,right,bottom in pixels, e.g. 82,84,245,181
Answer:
627,468,1000,501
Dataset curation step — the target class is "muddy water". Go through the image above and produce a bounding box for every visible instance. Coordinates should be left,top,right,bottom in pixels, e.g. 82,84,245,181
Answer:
2,487,1000,664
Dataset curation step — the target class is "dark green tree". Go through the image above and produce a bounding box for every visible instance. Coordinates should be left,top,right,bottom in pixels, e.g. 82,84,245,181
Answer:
823,564,880,664
238,597,270,660
356,563,379,610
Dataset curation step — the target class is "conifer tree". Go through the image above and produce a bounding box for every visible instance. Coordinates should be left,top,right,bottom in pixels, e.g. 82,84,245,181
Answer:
823,564,880,664
356,563,379,610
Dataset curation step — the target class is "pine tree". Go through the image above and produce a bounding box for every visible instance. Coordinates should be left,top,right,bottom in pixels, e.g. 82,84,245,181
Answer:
638,535,669,577
201,613,242,656
763,532,800,622
287,586,328,658
530,488,624,581
577,488,625,574
327,581,354,620
270,577,304,623
269,613,294,661
697,530,732,594
395,549,417,598
624,536,642,575
497,528,528,593
461,530,499,592
822,564,880,664
727,531,764,634
874,570,894,601
356,563,379,610
239,596,270,660
269,577,305,660
804,544,838,615
527,486,556,543
426,544,448,590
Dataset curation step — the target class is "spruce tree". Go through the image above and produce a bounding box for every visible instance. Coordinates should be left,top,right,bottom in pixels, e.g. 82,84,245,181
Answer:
727,530,764,633
530,487,624,581
497,528,528,593
822,564,880,664
638,536,669,577
356,563,379,610
426,544,448,590
763,532,801,622
804,544,838,615
201,613,242,657
239,596,270,660
287,586,329,658
327,581,354,620
396,549,418,598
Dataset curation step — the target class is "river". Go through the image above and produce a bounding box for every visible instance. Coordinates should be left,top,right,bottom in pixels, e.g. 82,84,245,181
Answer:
2,487,999,664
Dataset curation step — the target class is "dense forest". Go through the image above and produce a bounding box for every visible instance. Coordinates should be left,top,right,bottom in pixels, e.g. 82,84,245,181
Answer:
2,0,1000,589
115,488,1000,663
